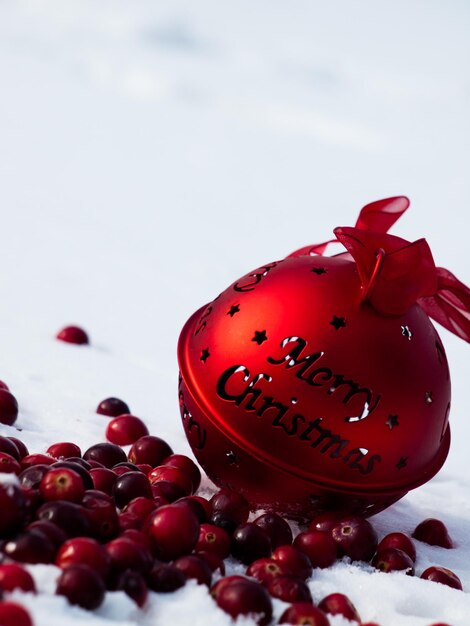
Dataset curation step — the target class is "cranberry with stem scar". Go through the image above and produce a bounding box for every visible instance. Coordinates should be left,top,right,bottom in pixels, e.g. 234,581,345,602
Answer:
247,558,293,585
372,547,415,575
331,515,378,561
0,452,22,475
278,603,329,626
40,467,85,503
196,523,231,559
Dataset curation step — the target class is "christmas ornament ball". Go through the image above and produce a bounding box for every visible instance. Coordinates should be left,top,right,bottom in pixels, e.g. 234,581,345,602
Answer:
177,197,469,519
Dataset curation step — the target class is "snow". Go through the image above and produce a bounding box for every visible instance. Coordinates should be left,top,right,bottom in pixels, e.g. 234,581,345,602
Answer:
0,1,469,624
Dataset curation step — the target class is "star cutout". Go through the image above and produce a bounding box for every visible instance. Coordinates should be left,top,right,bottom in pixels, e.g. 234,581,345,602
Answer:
226,451,239,465
425,391,433,405
252,330,268,345
386,414,399,430
200,348,210,363
396,456,408,470
401,325,413,340
311,267,327,275
227,304,240,317
330,315,346,330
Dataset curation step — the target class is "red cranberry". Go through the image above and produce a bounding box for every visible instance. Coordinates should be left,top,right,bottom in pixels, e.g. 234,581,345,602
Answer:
40,467,85,503
65,456,91,470
128,435,173,467
376,532,416,562
27,520,67,549
0,602,33,626
151,480,185,503
56,563,105,609
162,454,201,493
173,554,212,586
210,488,250,533
146,504,199,561
0,452,21,475
186,495,212,520
0,483,26,536
232,523,272,565
21,454,54,469
3,530,55,564
308,511,344,533
253,512,293,548
7,437,29,460
148,465,193,496
52,460,93,490
0,436,20,461
83,442,127,468
113,463,139,477
106,537,152,576
56,325,89,345
420,566,462,590
116,570,148,607
113,472,152,509
272,545,312,581
196,523,231,559
213,577,273,626
81,491,119,541
331,516,378,561
123,497,156,524
118,512,140,532
267,575,312,603
318,593,360,622
121,529,153,552
37,501,92,537
372,548,415,575
46,442,81,459
412,518,453,548
146,563,186,592
196,550,226,576
278,603,329,625
0,390,18,426
247,558,293,585
19,464,50,490
293,530,338,569
90,467,117,495
97,397,130,417
174,496,208,523
106,414,149,446
56,537,110,579
0,563,36,592
211,574,247,596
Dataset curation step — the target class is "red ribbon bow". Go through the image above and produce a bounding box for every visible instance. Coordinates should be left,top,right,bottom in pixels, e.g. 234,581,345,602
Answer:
288,196,470,342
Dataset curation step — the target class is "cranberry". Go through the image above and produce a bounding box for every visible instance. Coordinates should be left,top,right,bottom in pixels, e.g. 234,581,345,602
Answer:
420,566,462,590
113,463,140,477
3,530,55,564
122,497,156,525
56,325,89,345
83,442,127,468
97,397,130,417
196,523,231,559
0,452,21,475
47,442,81,459
175,496,208,523
196,550,226,576
151,480,185,503
278,603,329,625
412,518,453,548
113,471,152,509
247,558,293,585
128,435,173,467
116,570,148,607
0,602,33,626
146,563,186,592
90,467,117,495
21,454,54,469
65,456,92,470
210,488,250,533
0,483,26,536
213,577,273,626
162,454,201,493
185,495,212,520
118,512,140,532
7,437,29,460
0,563,36,592
19,464,50,490
81,491,119,541
318,593,360,622
106,537,152,576
293,530,337,569
0,380,9,390
56,537,110,579
40,467,85,503
106,414,149,446
173,554,212,586
308,511,344,533
37,501,92,537
27,520,67,549
331,516,378,561
267,575,312,603
148,465,193,495
231,523,272,564
146,504,199,561
0,436,20,461
56,563,105,609
52,460,93,490
253,512,293,548
0,390,18,426
121,529,153,552
372,548,415,575
376,532,416,562
272,545,312,581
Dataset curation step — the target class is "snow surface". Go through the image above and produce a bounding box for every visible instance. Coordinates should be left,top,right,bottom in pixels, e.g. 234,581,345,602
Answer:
0,1,470,624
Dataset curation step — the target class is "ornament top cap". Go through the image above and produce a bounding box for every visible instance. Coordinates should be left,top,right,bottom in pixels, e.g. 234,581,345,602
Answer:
288,196,470,342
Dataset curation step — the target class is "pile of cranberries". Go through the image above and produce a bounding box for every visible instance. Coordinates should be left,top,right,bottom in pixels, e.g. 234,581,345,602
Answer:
0,352,462,626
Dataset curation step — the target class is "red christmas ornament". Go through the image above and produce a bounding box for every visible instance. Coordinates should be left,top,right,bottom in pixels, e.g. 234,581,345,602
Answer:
177,197,470,519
